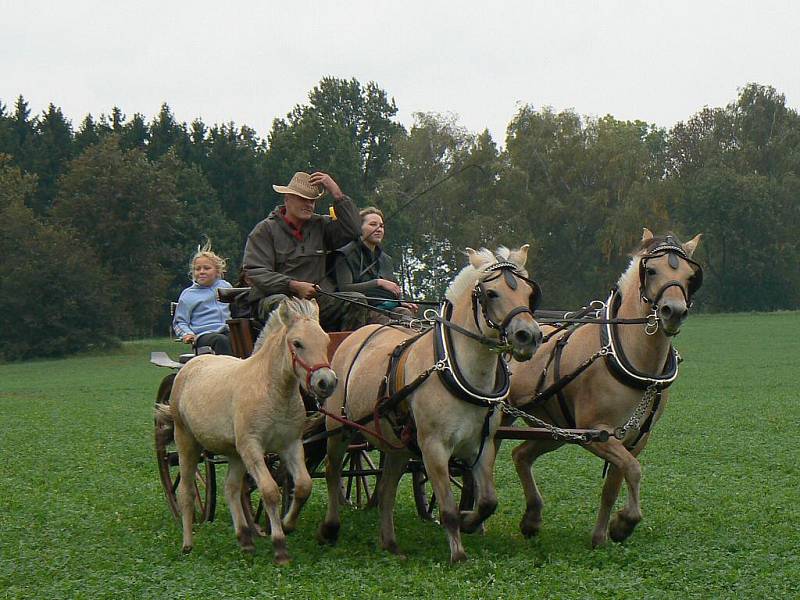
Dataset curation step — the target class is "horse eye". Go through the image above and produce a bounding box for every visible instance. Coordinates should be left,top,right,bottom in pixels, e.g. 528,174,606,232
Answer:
646,268,657,276
292,340,303,349
486,289,499,299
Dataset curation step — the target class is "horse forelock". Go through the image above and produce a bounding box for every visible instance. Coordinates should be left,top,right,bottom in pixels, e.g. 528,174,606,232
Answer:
617,232,686,296
446,247,528,303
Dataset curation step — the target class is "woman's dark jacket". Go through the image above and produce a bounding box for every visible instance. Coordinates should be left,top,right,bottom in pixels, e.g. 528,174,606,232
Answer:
334,240,400,305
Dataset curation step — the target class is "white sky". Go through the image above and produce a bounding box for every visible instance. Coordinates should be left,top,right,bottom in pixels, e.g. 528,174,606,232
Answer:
2,0,798,145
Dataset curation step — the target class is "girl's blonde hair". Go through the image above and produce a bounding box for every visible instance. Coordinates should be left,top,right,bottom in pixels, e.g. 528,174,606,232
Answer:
188,240,227,281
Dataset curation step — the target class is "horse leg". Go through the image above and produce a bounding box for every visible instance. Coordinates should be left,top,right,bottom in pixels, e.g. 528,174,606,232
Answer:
459,441,497,534
512,439,563,538
238,443,289,565
224,455,256,552
421,442,466,562
376,451,409,555
317,433,348,545
174,425,201,554
585,435,646,547
280,439,312,534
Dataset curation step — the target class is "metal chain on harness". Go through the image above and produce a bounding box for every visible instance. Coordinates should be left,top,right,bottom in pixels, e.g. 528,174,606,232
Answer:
497,400,591,443
612,383,659,440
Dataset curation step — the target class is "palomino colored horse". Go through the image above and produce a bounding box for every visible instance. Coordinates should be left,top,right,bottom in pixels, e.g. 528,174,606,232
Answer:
508,229,702,547
156,299,337,564
317,246,542,562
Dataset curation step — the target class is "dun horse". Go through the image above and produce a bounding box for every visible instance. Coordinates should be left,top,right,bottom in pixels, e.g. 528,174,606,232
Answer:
317,246,542,562
156,299,337,563
508,229,702,547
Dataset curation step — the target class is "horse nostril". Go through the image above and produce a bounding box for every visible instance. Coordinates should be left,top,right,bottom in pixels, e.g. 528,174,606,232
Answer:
514,329,532,345
660,305,673,319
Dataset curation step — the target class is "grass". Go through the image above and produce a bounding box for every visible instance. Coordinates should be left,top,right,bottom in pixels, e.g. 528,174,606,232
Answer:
1,312,799,599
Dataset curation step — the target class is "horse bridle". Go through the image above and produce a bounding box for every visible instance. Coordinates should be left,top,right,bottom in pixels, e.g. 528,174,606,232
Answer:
288,339,331,391
471,261,542,342
638,238,703,309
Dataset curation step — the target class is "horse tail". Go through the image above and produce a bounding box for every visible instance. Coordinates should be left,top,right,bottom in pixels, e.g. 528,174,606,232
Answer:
154,403,174,425
154,404,175,446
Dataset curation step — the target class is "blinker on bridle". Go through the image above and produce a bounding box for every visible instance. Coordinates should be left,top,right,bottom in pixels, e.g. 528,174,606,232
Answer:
471,261,542,339
638,237,704,309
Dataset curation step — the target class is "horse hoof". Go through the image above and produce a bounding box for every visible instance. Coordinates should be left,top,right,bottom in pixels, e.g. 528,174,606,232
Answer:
316,522,339,545
609,513,639,543
181,545,193,555
274,554,291,566
382,540,402,555
519,517,541,538
450,550,467,563
591,533,608,548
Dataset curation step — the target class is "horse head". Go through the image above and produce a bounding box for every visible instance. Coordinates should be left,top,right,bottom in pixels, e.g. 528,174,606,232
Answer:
636,228,703,336
463,245,543,361
279,299,338,399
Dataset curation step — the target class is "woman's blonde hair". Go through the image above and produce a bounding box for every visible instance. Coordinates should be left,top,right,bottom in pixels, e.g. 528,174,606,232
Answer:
188,240,227,280
359,206,384,222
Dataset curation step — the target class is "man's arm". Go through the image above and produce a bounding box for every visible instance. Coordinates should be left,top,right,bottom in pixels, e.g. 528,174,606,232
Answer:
242,223,292,296
309,172,360,248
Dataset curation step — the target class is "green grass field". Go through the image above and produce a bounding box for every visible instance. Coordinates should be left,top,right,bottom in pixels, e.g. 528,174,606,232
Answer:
1,312,798,599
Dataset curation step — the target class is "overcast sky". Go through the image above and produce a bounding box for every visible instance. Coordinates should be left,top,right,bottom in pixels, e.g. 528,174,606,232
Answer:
2,0,798,145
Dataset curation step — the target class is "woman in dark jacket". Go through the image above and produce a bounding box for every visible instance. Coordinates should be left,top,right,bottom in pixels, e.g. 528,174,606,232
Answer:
334,207,416,324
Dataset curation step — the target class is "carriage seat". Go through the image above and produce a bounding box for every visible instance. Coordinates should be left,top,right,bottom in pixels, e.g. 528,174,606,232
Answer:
215,286,352,360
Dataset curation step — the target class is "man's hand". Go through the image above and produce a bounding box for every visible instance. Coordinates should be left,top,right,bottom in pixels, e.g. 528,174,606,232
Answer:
181,333,196,344
289,280,318,299
401,302,419,314
376,278,401,298
309,172,344,201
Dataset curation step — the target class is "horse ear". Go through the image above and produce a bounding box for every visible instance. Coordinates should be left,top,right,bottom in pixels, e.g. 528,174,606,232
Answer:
465,247,486,269
277,298,295,325
641,228,654,243
309,299,320,319
683,233,702,257
508,244,530,268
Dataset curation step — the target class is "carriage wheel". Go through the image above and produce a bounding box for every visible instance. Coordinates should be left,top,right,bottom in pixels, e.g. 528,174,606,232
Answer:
341,443,382,509
411,461,474,521
154,372,217,523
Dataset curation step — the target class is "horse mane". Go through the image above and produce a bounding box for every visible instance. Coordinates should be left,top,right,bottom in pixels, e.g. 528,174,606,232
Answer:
616,232,684,293
251,298,318,354
445,246,525,303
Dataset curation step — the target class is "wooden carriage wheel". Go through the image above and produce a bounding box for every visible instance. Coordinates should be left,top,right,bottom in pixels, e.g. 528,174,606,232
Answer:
340,443,383,509
154,372,217,523
410,460,474,521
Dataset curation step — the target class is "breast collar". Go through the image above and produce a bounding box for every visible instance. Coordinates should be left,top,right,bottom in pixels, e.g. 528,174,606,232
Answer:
600,288,680,390
433,301,511,406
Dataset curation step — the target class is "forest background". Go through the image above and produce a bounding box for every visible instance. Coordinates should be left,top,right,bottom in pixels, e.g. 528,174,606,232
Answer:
1,78,798,360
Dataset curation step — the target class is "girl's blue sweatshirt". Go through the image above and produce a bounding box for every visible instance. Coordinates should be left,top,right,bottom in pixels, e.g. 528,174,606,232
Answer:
172,278,232,338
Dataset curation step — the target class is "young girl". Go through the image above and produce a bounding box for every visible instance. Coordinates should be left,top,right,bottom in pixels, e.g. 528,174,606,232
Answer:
173,243,233,356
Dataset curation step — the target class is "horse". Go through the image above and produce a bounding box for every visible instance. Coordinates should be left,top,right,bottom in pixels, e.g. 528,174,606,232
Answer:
507,228,702,547
155,298,337,564
316,245,543,562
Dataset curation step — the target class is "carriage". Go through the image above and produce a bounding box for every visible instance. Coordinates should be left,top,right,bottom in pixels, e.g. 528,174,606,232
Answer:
150,232,702,561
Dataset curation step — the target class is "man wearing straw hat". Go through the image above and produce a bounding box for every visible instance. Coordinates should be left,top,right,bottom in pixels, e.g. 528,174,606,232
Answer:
242,171,367,330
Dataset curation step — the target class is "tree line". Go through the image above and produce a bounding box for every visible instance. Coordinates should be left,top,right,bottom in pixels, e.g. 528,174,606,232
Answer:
1,79,798,360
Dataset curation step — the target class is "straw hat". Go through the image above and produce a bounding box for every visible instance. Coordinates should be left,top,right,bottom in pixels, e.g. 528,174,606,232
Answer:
272,172,325,200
